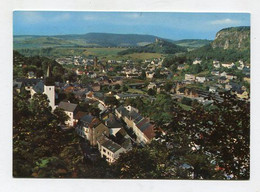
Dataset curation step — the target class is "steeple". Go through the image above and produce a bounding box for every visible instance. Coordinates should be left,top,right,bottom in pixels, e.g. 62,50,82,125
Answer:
47,65,50,77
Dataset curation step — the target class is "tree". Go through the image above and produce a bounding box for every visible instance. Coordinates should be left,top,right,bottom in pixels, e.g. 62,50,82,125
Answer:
114,84,121,90
53,107,69,125
147,88,156,96
122,85,128,92
104,96,119,106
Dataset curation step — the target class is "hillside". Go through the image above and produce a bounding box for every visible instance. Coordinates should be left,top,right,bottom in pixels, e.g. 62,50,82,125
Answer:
14,33,162,48
174,39,211,48
211,26,250,50
14,33,212,50
118,39,187,55
187,26,250,63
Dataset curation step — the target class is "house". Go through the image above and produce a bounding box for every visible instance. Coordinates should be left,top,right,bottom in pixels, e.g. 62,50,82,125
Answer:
87,72,97,78
27,71,36,79
225,83,232,91
115,106,155,145
236,90,249,100
126,73,139,79
213,60,220,68
97,136,127,163
220,71,227,77
76,114,109,146
218,76,228,84
58,101,78,127
221,63,235,69
226,74,237,80
146,71,155,79
193,58,202,65
177,64,185,70
15,78,41,92
104,113,123,136
196,76,206,83
211,70,220,76
243,75,250,83
115,93,142,100
147,82,157,90
185,74,196,81
91,83,101,92
209,86,217,93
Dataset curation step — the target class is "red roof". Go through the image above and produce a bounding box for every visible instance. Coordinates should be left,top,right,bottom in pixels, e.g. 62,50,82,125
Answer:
74,111,88,120
143,124,155,140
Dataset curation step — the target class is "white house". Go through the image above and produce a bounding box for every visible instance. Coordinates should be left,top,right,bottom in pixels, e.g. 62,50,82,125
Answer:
209,86,217,93
213,60,220,68
222,63,235,69
146,71,155,79
147,82,157,90
58,101,78,127
97,136,126,163
196,76,206,83
185,74,196,81
193,59,202,65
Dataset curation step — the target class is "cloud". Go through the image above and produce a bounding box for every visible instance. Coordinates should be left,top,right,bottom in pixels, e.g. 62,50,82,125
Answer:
210,18,241,25
20,12,43,24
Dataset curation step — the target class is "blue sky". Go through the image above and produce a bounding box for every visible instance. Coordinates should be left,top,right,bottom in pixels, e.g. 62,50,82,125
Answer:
13,11,250,40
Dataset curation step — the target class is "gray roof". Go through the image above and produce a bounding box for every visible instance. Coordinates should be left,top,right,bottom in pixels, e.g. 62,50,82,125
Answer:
80,114,94,124
116,105,129,117
101,138,122,153
58,101,78,112
33,81,44,93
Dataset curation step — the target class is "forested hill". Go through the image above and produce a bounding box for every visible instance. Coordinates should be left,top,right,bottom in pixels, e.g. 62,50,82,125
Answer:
118,39,187,55
187,26,250,63
14,33,211,49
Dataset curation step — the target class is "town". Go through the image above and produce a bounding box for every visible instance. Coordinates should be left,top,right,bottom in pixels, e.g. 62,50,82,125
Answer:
13,12,250,180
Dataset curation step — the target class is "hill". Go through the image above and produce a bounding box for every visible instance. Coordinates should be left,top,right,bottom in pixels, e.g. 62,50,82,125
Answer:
187,26,250,63
211,26,250,50
14,33,212,50
14,33,162,49
174,39,212,48
118,39,187,55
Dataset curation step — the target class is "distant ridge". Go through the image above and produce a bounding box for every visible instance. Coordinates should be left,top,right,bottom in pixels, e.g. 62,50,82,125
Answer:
14,32,211,49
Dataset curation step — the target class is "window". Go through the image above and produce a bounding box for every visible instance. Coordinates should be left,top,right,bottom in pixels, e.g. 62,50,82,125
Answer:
103,148,106,153
49,87,51,91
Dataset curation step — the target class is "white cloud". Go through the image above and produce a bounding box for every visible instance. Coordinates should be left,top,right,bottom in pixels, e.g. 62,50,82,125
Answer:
20,12,43,24
210,18,240,25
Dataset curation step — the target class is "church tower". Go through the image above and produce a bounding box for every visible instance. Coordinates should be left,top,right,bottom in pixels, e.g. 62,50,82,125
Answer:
44,65,55,110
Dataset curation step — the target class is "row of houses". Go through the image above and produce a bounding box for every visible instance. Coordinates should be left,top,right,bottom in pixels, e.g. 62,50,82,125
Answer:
115,106,155,145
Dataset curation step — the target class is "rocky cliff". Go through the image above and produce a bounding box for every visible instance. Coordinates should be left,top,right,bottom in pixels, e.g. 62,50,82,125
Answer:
211,26,250,50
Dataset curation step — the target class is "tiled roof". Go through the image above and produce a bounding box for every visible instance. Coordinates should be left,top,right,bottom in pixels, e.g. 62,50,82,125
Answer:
58,101,78,112
74,111,88,120
33,81,44,93
143,124,155,140
98,136,122,153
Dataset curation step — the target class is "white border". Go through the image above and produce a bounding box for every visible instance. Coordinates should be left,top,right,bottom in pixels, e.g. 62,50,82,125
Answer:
1,0,260,191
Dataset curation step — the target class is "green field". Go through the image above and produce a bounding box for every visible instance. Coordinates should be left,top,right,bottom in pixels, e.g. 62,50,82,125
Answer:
15,46,164,62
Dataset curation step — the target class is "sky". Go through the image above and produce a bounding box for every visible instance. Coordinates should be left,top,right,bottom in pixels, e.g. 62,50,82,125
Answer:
13,11,250,40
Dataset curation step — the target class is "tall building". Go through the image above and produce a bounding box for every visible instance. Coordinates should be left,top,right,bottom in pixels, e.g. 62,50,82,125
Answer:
31,65,56,110
44,65,56,109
